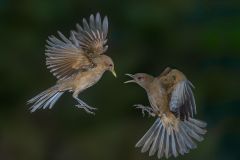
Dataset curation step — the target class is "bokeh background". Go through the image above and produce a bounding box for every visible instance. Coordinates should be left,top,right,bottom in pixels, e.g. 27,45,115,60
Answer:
0,0,240,160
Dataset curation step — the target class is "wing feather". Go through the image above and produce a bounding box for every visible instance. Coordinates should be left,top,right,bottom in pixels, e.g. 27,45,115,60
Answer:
74,13,108,55
45,13,108,80
45,31,93,80
169,80,196,120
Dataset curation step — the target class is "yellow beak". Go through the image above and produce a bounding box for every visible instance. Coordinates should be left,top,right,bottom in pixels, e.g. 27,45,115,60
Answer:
111,69,117,78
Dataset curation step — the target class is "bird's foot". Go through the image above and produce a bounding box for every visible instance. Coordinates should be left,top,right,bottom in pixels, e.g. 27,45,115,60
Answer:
133,104,156,117
73,96,97,114
75,98,97,110
75,104,97,115
81,103,97,110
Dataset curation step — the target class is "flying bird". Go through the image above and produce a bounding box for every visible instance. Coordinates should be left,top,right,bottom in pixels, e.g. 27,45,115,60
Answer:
125,67,207,159
28,13,116,114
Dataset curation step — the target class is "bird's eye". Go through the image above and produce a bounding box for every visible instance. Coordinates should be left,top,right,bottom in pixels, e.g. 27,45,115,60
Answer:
109,64,113,67
138,77,143,80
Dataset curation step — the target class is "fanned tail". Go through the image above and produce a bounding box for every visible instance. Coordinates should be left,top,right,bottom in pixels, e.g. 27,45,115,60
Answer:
27,86,64,112
135,117,207,159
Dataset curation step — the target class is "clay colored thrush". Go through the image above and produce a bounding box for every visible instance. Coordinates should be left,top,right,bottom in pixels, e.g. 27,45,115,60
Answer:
28,13,116,114
125,67,207,159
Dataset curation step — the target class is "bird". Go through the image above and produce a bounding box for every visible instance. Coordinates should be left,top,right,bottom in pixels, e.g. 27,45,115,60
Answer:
27,13,116,114
125,67,207,159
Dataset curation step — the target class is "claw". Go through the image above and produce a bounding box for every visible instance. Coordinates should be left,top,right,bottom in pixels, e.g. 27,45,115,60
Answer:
133,104,156,117
75,105,96,115
86,106,97,110
74,97,97,111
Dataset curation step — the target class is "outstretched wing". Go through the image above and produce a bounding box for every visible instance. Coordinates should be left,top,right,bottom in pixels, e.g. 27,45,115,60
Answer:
45,13,109,80
169,80,196,120
73,12,108,56
45,31,94,80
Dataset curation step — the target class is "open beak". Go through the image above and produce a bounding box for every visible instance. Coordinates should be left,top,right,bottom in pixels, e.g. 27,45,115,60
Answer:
124,74,135,83
111,69,117,78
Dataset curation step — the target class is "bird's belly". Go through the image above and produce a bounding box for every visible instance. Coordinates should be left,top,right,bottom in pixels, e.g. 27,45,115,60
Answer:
147,88,169,114
73,72,103,92
147,94,162,111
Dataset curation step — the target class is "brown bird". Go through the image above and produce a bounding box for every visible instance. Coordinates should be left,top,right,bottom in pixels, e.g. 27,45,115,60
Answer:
28,13,116,114
125,67,207,159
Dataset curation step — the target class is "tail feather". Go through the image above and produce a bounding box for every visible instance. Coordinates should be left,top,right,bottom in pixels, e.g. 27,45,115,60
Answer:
175,128,188,154
171,129,178,157
157,126,166,158
135,117,207,159
49,93,63,109
182,123,204,142
185,120,206,135
141,124,159,152
149,123,162,156
165,128,170,158
135,119,160,148
179,124,197,149
27,86,64,112
189,118,207,128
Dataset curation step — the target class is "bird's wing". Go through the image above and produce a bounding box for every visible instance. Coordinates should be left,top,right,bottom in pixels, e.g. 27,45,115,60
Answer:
45,13,109,80
45,31,94,80
159,67,172,77
73,13,108,57
169,80,196,120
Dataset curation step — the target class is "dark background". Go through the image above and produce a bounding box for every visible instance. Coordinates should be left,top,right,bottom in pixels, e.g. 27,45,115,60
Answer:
0,0,240,160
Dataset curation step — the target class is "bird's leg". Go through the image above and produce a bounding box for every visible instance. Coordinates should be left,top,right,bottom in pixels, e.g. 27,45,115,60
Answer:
73,92,97,115
133,104,156,117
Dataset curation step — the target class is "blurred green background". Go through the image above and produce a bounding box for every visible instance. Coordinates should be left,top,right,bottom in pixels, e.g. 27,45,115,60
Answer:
0,0,240,160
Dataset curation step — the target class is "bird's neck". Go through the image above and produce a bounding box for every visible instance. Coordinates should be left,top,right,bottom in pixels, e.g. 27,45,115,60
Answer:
141,81,153,92
141,84,149,92
93,64,108,77
142,76,155,91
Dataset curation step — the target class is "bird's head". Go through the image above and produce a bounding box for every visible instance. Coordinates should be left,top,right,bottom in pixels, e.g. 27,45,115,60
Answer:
99,55,116,77
124,73,154,89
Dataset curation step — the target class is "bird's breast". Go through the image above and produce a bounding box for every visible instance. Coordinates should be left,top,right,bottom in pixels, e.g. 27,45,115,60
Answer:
73,68,104,91
147,84,169,115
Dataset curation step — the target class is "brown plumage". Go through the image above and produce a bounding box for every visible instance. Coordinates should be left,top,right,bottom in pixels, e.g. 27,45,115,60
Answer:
28,13,116,114
125,67,207,159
